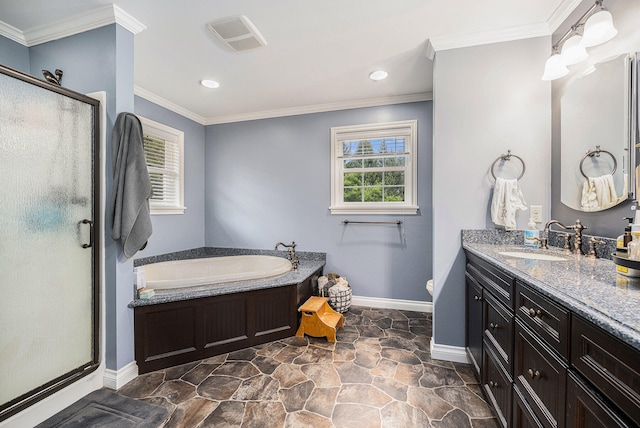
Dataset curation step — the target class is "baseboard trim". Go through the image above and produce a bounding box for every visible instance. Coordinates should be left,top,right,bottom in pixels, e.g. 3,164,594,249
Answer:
103,361,138,391
351,295,432,313
430,339,470,364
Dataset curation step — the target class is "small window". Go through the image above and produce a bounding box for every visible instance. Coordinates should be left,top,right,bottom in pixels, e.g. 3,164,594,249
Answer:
139,116,186,215
330,120,418,215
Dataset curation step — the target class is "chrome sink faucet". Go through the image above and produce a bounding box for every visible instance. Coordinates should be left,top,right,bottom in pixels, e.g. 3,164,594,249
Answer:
541,219,587,255
275,241,299,271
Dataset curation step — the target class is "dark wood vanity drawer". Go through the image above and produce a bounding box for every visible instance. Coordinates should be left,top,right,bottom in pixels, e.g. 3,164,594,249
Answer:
482,342,512,428
571,315,640,427
516,281,570,360
466,270,484,378
467,252,515,309
566,370,634,428
513,384,545,428
484,289,514,376
515,321,567,428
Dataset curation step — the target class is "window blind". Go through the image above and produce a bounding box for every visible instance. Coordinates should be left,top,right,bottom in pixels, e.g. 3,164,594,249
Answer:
143,134,181,207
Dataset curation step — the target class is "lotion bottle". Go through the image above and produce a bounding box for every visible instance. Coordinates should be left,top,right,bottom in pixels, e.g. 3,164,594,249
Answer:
524,218,540,248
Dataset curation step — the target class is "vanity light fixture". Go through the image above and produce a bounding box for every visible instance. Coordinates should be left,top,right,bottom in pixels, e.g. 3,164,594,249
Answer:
541,0,617,81
542,49,569,81
201,79,220,89
561,32,588,65
369,70,388,81
580,2,617,47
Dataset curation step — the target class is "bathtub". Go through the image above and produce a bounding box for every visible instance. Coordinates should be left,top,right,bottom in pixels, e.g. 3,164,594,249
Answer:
143,255,292,289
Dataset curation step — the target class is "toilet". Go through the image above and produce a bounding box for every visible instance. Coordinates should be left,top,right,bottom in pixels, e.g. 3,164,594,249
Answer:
426,279,433,296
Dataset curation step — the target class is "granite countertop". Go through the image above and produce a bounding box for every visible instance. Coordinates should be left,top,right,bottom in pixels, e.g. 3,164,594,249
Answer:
462,241,640,352
129,248,326,308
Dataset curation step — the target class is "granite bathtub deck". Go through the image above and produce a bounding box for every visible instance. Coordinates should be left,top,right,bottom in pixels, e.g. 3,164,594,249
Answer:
129,248,326,308
463,242,640,351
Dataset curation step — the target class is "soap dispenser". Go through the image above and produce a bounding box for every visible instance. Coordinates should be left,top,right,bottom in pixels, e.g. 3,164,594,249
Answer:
618,217,634,250
524,218,540,248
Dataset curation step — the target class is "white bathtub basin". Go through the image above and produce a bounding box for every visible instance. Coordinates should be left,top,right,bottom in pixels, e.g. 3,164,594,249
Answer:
497,251,568,261
144,255,292,289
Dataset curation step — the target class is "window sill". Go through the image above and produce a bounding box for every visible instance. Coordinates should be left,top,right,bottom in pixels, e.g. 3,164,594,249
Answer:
329,205,418,215
150,206,187,215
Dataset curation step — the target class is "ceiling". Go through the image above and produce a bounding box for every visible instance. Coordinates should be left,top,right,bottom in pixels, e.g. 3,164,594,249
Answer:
0,0,580,124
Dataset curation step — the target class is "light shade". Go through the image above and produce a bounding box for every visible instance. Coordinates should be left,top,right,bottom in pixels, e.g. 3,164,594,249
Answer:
580,9,617,47
561,34,588,65
542,54,569,81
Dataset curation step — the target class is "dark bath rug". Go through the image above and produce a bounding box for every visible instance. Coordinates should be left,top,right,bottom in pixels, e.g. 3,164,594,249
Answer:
35,388,168,428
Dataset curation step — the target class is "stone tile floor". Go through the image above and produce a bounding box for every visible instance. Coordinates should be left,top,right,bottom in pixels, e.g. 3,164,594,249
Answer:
117,306,499,427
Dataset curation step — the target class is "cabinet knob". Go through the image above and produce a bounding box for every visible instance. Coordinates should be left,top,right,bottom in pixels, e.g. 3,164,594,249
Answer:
489,322,499,330
529,307,543,318
474,295,482,301
488,380,497,389
527,368,541,379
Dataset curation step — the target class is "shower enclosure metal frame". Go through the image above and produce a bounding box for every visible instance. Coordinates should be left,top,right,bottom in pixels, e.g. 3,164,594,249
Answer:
0,64,101,422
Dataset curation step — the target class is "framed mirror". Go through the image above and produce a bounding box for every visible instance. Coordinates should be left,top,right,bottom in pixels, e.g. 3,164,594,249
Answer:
560,53,635,212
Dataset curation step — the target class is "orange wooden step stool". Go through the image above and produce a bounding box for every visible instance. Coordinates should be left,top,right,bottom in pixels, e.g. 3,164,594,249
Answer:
296,296,344,342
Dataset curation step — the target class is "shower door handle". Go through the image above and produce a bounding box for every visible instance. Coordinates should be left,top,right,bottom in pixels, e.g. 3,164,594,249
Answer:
81,219,94,248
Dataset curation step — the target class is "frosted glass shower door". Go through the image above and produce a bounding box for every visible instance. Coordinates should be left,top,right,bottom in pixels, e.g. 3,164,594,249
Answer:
0,67,99,419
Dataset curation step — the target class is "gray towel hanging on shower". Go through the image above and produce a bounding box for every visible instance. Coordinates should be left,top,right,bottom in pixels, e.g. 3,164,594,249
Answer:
109,112,153,258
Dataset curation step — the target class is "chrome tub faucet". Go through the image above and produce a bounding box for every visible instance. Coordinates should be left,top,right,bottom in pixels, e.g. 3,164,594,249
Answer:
275,241,299,271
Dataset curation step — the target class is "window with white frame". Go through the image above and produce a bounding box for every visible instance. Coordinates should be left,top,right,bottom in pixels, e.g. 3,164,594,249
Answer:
330,120,418,215
139,116,186,215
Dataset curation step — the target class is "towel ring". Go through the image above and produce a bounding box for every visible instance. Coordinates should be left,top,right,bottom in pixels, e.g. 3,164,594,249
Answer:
491,150,525,180
579,145,617,179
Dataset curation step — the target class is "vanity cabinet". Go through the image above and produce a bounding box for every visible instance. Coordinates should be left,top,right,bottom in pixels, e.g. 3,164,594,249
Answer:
514,320,567,428
464,249,639,428
566,371,633,428
571,315,640,427
466,252,516,428
513,280,570,428
466,269,484,376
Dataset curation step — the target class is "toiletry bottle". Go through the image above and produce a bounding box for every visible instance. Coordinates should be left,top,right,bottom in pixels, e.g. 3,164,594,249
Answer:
628,230,640,260
617,217,634,249
524,218,540,248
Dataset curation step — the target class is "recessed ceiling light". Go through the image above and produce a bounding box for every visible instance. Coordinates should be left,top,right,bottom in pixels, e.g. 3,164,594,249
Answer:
369,70,388,81
201,79,220,89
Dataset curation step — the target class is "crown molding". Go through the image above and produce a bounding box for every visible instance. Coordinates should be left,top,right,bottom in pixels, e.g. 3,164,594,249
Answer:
427,22,550,58
135,87,431,126
204,92,433,125
135,85,207,125
547,0,584,33
0,5,145,48
426,0,581,58
0,20,27,46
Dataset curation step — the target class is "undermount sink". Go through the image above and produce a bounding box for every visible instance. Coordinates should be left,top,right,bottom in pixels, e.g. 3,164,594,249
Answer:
497,251,569,261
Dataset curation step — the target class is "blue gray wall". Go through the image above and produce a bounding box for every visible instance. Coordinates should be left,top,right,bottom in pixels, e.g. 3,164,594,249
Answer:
134,96,206,255
205,102,433,302
0,37,29,72
432,36,551,348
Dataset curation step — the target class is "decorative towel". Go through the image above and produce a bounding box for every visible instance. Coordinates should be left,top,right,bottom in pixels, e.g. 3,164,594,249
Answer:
580,173,626,212
109,112,153,258
491,177,528,230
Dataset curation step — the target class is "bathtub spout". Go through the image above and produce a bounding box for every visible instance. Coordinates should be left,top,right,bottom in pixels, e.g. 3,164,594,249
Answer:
275,241,299,271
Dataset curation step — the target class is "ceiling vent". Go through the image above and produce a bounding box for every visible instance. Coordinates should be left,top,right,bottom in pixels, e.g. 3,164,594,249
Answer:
206,15,267,52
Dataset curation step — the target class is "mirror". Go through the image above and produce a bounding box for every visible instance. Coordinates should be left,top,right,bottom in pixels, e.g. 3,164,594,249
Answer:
560,53,635,212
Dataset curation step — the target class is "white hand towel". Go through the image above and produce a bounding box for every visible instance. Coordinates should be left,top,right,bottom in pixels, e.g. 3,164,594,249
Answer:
580,173,624,211
491,177,528,230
